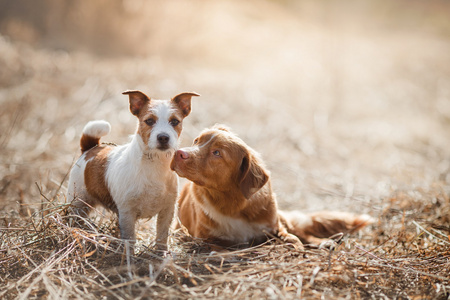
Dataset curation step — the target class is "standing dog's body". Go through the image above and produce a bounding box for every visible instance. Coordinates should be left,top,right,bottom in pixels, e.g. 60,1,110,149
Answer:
171,125,372,249
67,90,199,249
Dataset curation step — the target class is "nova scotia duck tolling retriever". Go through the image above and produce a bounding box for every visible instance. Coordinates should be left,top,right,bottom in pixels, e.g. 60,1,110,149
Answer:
170,124,372,249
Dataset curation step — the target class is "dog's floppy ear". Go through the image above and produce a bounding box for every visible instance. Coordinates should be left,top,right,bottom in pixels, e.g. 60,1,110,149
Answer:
239,151,269,199
123,90,150,116
172,92,200,117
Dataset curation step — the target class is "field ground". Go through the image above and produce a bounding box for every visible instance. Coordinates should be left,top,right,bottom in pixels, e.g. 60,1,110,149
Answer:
1,0,450,298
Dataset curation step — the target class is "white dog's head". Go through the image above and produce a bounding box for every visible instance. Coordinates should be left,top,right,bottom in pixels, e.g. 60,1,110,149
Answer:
123,90,200,153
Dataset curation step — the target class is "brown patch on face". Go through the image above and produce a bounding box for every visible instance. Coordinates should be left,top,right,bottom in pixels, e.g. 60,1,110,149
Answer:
84,145,118,213
122,90,155,147
136,108,157,147
168,107,184,137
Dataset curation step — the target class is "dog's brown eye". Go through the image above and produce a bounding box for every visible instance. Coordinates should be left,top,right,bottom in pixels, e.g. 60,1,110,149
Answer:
170,119,180,126
212,150,221,157
145,118,156,126
193,138,199,145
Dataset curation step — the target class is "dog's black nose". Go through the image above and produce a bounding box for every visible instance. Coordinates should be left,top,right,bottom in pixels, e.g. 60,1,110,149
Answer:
157,133,170,145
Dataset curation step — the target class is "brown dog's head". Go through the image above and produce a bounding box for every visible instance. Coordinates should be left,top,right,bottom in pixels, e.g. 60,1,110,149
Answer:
171,124,269,199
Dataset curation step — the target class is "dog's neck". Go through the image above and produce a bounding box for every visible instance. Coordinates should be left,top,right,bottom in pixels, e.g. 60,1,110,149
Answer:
193,183,247,217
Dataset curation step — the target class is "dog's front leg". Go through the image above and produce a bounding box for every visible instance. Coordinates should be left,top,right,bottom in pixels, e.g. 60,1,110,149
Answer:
155,205,175,251
118,210,136,241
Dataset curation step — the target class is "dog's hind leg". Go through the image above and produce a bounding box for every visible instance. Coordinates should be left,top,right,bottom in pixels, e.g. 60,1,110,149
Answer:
66,193,96,228
69,197,93,218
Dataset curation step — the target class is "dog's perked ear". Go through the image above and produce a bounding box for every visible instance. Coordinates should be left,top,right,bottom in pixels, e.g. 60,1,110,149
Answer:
172,92,200,117
122,90,150,116
239,151,269,199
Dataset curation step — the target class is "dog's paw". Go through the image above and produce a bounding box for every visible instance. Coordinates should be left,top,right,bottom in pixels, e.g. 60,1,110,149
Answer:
280,233,304,250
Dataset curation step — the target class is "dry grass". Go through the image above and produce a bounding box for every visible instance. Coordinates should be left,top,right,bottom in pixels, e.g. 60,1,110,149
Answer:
1,189,449,299
1,0,450,298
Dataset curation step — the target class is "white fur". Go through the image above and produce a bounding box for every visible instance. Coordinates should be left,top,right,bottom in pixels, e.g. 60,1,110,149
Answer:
147,101,179,151
83,120,111,138
197,192,272,243
67,152,90,206
67,154,101,221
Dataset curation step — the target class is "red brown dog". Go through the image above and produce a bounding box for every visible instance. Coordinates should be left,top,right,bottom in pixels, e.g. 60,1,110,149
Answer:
170,124,372,249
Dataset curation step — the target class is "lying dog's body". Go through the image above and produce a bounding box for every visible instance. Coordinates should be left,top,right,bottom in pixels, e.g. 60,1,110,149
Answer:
67,90,199,249
171,125,372,249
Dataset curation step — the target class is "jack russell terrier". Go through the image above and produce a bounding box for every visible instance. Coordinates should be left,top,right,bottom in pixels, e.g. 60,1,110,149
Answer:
67,90,199,250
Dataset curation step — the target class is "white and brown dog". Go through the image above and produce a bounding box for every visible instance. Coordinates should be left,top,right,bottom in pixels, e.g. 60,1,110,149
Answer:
67,90,199,250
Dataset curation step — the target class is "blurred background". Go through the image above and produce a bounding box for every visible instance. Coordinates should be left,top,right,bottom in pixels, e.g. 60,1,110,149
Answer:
1,0,449,217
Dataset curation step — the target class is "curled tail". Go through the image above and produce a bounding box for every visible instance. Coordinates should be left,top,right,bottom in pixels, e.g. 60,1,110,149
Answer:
80,120,111,153
279,210,373,245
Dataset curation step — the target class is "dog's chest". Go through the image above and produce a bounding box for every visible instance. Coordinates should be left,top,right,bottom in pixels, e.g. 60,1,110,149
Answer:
106,151,177,218
200,198,271,243
132,175,176,218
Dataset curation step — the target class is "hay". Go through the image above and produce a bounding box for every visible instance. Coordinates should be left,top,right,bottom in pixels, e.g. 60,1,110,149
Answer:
0,187,449,299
